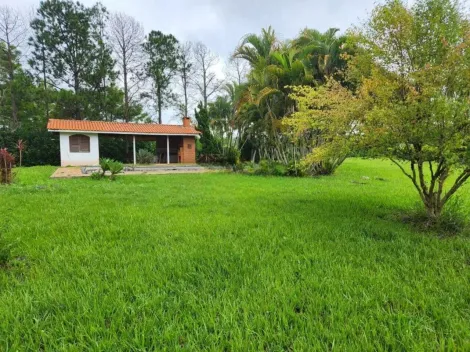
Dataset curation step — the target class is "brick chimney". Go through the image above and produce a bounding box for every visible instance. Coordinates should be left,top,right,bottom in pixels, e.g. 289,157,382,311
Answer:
182,116,191,127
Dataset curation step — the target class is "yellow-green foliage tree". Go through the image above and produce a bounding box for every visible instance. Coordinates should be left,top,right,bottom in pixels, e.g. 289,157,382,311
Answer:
356,0,470,220
284,80,362,175
288,0,470,220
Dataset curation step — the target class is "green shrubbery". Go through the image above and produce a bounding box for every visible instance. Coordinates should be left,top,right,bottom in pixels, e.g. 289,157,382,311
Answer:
136,149,154,164
108,161,124,181
93,158,124,181
0,129,59,166
198,146,241,166
235,160,307,177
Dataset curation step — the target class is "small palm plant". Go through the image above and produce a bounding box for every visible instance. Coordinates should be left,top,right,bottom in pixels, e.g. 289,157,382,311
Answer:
99,158,113,177
108,160,124,181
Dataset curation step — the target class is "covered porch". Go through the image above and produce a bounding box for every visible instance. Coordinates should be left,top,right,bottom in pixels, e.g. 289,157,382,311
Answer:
103,134,194,165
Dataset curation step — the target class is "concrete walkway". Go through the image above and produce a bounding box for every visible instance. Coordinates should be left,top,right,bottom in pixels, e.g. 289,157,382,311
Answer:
51,165,214,178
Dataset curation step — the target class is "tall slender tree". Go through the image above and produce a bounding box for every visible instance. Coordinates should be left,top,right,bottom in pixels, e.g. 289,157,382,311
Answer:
0,6,27,130
108,13,144,122
142,30,179,124
193,42,223,109
29,15,52,119
29,0,114,119
176,41,193,117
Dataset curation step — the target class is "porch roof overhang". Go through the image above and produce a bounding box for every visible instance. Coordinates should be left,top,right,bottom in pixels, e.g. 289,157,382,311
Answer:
47,119,201,136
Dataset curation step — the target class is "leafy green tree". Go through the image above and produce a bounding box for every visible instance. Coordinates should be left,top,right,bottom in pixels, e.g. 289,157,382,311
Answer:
142,31,179,123
0,6,27,130
208,93,238,156
285,80,362,175
29,11,53,119
195,102,220,158
294,28,347,83
29,0,115,119
310,0,470,219
234,26,278,66
232,25,352,164
0,42,43,130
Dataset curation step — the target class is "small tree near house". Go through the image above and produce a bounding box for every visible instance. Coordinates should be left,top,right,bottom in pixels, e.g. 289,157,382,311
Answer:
16,139,25,167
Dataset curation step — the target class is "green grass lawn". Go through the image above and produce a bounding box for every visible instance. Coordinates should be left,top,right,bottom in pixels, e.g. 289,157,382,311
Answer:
1,159,469,351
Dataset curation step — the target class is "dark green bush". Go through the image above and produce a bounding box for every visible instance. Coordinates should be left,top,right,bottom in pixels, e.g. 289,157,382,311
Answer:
136,149,154,164
254,160,286,176
235,160,307,177
286,161,307,177
99,137,128,163
224,147,240,165
0,128,59,166
198,147,241,166
90,172,103,180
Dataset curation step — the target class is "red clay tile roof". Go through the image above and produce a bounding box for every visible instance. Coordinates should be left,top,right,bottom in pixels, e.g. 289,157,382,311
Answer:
47,119,200,135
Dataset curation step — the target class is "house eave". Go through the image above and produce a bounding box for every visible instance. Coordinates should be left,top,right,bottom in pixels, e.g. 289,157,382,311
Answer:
48,129,200,137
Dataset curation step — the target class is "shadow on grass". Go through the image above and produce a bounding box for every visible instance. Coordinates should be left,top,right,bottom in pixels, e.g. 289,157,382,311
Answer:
258,190,469,240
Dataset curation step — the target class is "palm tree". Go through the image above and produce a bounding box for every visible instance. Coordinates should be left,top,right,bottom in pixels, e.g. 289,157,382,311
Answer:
294,28,346,83
232,27,347,163
233,26,278,66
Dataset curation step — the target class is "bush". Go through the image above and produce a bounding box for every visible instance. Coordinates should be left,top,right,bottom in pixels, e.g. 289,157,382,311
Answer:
108,160,124,181
286,161,307,177
0,148,15,184
136,149,154,164
233,161,249,172
99,158,123,180
254,160,286,176
99,158,113,176
90,171,103,180
224,147,240,165
0,128,59,166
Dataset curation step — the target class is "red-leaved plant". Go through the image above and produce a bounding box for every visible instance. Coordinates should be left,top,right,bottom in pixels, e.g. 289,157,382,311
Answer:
0,148,15,184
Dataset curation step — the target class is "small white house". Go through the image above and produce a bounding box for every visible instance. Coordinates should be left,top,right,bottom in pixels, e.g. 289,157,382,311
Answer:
59,133,100,166
47,118,200,167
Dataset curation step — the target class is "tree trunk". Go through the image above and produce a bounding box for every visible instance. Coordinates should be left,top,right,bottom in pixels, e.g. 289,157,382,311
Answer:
42,49,49,119
6,44,18,130
157,86,162,124
74,71,81,119
203,65,208,109
183,73,188,117
123,53,129,122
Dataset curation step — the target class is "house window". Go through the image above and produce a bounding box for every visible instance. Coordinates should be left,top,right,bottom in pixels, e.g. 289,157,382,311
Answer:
69,134,90,153
187,143,192,149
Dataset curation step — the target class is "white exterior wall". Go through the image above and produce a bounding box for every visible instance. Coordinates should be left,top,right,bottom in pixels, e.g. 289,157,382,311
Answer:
59,132,99,166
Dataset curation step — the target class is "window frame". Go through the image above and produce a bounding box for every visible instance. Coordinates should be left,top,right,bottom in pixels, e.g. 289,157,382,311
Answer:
69,134,91,153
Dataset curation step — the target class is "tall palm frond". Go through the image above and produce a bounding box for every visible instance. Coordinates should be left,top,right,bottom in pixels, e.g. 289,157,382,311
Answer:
294,27,344,82
233,26,278,66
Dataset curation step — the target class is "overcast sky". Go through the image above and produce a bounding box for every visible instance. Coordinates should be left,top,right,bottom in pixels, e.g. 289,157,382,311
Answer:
7,0,378,61
4,0,380,122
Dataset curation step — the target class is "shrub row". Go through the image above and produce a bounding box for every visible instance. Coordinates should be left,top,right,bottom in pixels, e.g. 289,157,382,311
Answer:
234,160,307,177
0,129,60,166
